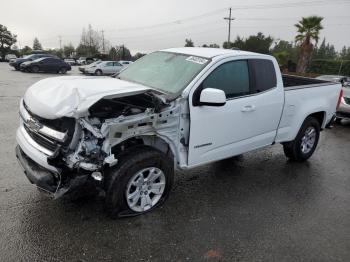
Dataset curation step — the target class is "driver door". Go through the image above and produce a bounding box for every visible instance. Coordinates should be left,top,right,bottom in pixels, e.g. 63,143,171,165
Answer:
187,58,283,167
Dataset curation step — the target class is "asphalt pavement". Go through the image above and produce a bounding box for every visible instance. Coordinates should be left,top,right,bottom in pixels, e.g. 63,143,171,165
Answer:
0,62,349,262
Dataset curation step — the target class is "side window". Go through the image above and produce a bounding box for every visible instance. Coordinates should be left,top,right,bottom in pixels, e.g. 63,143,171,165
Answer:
105,62,113,67
114,62,122,66
249,59,277,93
202,60,250,99
46,58,58,63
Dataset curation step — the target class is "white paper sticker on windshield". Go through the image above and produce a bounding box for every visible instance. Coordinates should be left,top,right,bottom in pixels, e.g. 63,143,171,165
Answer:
186,56,208,65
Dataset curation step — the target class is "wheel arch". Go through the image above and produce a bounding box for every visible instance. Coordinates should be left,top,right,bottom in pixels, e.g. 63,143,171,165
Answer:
110,135,175,162
276,109,327,143
307,111,326,129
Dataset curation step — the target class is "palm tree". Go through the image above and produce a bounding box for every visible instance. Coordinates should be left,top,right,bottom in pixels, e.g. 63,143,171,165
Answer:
295,16,323,73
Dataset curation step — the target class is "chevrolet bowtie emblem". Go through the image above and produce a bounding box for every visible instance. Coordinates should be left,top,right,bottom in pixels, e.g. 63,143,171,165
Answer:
26,118,42,132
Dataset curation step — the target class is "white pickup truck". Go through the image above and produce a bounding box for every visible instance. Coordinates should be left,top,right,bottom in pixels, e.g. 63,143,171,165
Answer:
16,48,342,217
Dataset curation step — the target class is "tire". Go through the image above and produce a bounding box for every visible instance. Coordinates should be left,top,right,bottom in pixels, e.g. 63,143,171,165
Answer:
105,147,174,218
283,116,320,162
335,118,342,124
31,66,39,73
95,69,102,76
59,67,67,74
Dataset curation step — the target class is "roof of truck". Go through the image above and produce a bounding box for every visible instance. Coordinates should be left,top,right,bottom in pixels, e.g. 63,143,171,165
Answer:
161,47,260,59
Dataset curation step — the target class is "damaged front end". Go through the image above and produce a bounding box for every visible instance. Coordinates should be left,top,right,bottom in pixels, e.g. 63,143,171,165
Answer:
16,90,183,198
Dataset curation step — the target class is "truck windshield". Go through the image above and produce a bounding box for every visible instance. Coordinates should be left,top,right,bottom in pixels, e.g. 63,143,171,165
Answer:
117,51,209,94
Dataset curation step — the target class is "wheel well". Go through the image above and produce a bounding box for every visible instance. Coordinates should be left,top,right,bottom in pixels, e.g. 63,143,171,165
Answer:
308,111,325,128
111,136,174,159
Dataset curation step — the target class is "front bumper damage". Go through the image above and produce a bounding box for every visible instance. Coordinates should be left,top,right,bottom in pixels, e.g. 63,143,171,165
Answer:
16,145,99,199
16,146,58,193
16,101,103,198
15,90,185,199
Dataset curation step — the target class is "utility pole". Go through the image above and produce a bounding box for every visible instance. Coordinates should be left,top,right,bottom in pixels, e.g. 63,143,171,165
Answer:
58,35,62,50
224,8,235,46
101,30,105,54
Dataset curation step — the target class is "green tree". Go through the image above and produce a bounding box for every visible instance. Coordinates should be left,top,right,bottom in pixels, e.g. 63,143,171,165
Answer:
295,16,323,73
223,33,273,54
313,38,336,60
115,45,132,60
185,39,194,47
133,52,146,61
20,46,32,56
0,24,17,60
271,40,298,63
202,43,220,48
273,51,290,70
63,43,75,58
109,47,118,60
244,33,273,54
32,37,42,50
76,25,102,57
340,46,350,60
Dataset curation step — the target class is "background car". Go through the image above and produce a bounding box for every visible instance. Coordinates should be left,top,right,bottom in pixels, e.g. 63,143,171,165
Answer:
316,75,349,86
5,54,17,62
78,60,102,73
20,57,71,74
118,60,133,67
85,61,123,75
9,53,57,70
64,58,77,66
77,57,86,65
336,86,350,123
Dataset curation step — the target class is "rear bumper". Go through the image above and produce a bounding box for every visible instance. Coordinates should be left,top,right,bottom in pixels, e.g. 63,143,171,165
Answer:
9,62,19,69
336,111,350,119
337,99,350,118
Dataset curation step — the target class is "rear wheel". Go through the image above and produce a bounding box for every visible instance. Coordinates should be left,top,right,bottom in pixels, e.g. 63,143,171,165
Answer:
283,116,320,162
105,147,174,218
31,66,39,73
58,67,67,74
95,69,102,76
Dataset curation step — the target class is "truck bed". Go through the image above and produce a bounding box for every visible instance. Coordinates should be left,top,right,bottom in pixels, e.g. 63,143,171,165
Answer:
282,74,334,90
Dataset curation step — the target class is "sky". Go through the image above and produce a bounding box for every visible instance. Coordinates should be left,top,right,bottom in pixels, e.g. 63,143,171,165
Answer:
2,0,350,54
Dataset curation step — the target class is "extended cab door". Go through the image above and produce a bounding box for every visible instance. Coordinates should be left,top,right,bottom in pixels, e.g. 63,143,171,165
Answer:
187,57,284,167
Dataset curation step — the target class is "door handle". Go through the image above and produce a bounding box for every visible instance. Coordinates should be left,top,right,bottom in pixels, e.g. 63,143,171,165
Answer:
241,105,256,112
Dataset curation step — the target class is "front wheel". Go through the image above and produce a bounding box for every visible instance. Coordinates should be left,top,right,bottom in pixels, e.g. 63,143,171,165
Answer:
58,67,67,74
31,66,39,73
95,69,102,76
283,116,320,162
105,147,174,218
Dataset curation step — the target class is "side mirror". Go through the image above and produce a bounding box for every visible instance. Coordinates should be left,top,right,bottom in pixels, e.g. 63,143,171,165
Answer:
199,88,226,106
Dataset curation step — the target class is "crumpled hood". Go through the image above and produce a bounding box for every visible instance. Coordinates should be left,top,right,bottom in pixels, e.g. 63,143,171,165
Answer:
24,76,151,119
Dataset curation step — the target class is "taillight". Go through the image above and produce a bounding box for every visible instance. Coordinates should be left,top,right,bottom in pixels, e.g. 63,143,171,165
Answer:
336,89,343,110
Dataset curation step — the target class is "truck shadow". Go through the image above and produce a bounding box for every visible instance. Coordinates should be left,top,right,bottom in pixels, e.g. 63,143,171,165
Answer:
17,145,328,260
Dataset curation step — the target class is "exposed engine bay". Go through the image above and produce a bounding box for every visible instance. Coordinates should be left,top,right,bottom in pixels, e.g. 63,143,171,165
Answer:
19,90,189,197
